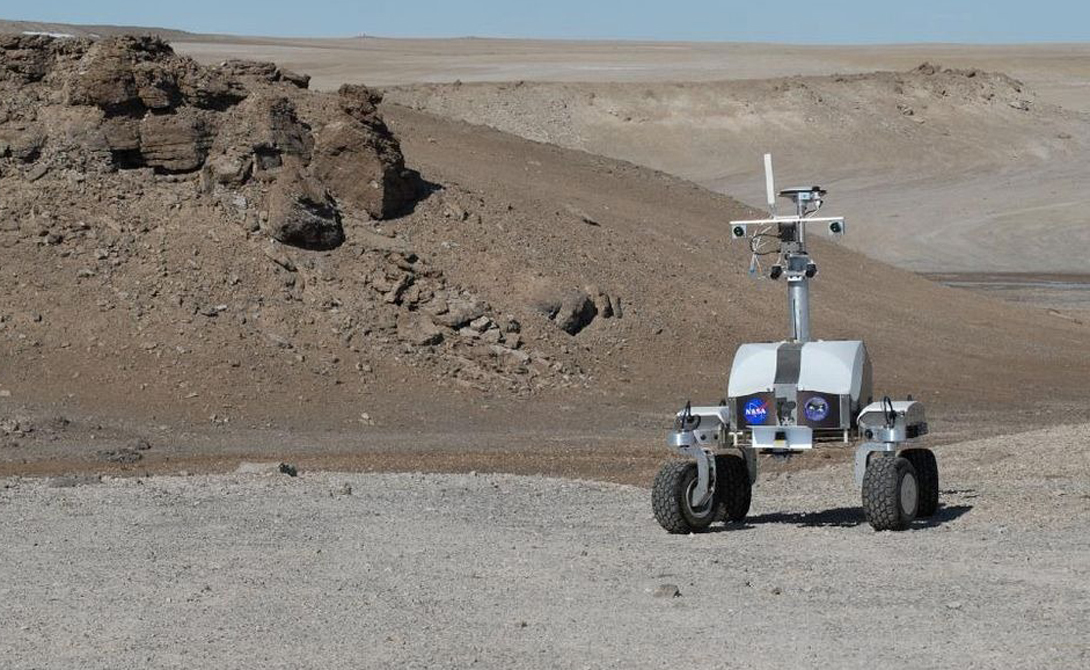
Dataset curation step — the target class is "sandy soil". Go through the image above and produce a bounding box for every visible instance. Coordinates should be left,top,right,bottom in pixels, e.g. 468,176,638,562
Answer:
2,423,1088,669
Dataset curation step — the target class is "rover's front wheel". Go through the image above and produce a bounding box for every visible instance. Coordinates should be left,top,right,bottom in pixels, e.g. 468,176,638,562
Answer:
652,460,717,534
862,455,918,531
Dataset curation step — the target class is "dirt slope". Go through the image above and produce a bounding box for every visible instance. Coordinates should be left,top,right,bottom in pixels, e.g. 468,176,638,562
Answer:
1,37,1089,475
386,67,1090,273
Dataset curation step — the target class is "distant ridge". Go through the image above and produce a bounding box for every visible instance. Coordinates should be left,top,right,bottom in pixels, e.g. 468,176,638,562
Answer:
0,18,197,40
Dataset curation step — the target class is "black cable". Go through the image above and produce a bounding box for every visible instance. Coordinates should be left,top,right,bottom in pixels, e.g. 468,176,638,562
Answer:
883,396,896,427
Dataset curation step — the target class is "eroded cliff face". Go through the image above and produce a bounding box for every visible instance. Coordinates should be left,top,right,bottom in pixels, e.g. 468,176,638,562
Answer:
0,34,418,249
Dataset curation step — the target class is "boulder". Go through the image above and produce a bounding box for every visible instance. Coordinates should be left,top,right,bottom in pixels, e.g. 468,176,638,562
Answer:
65,36,244,116
65,42,143,113
312,117,416,219
139,109,214,172
0,34,61,83
212,94,313,178
309,84,418,219
8,127,45,163
131,60,182,110
554,290,598,335
433,297,487,329
218,59,310,89
531,288,599,335
397,313,444,346
264,163,344,250
205,151,253,186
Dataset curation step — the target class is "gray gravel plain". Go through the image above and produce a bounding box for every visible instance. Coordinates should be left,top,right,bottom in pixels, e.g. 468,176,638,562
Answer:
2,425,1089,669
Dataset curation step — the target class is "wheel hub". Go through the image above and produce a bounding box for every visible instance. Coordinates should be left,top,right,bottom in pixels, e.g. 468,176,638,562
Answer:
901,471,919,515
685,479,715,519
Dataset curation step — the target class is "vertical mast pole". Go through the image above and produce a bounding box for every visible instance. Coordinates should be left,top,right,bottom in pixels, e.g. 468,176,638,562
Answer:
787,179,811,342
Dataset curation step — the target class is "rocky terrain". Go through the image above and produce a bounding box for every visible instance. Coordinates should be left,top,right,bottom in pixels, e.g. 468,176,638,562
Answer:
1,34,1089,479
0,34,600,413
0,26,1087,670
2,423,1088,669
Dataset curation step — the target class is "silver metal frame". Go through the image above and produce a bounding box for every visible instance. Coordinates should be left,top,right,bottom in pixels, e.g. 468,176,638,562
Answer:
661,154,930,514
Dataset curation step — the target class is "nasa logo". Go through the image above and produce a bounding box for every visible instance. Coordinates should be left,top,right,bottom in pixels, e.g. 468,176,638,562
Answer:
804,396,830,423
743,397,769,425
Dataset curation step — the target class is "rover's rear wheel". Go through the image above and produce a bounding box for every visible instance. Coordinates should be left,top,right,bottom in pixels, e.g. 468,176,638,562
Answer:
901,448,939,517
862,455,918,531
715,454,752,523
652,460,717,534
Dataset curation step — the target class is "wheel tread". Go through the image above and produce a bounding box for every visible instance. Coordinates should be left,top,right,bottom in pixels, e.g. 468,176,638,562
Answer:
862,455,917,531
652,461,704,534
903,449,939,517
716,454,752,522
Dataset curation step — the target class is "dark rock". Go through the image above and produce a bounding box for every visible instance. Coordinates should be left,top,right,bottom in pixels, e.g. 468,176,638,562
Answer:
536,289,598,335
278,68,311,89
608,294,623,318
337,84,384,121
264,163,344,250
218,59,280,81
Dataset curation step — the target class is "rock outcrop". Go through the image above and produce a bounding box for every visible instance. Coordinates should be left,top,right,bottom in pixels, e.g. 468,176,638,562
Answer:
0,34,419,249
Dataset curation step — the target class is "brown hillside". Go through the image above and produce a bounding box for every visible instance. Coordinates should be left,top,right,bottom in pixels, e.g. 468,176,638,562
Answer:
0,36,1088,476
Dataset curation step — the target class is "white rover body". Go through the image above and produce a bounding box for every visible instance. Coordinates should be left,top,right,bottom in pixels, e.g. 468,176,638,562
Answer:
652,156,938,533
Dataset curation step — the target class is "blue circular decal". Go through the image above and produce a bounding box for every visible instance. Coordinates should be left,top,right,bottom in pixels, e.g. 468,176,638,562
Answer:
804,396,830,422
743,397,769,425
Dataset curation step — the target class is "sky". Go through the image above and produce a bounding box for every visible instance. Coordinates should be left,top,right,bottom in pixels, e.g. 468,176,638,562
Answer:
1,0,1088,43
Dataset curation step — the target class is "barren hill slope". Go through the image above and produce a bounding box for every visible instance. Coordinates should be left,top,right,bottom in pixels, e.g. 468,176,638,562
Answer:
387,67,1090,273
1,36,1088,475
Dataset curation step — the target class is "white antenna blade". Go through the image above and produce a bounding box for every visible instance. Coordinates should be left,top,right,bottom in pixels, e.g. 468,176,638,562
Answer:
763,153,776,214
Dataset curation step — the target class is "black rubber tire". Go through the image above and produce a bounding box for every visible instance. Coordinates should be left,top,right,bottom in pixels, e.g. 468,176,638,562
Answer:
715,454,752,523
862,455,919,531
901,449,939,517
652,460,717,534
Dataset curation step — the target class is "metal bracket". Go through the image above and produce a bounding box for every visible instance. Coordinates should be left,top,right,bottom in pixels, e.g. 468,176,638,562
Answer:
854,441,897,487
668,430,715,507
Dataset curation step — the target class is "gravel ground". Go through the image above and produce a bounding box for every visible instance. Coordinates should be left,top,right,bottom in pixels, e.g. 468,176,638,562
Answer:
2,425,1089,669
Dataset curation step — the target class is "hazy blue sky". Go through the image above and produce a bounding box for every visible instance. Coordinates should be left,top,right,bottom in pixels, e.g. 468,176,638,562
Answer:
1,1,1088,43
